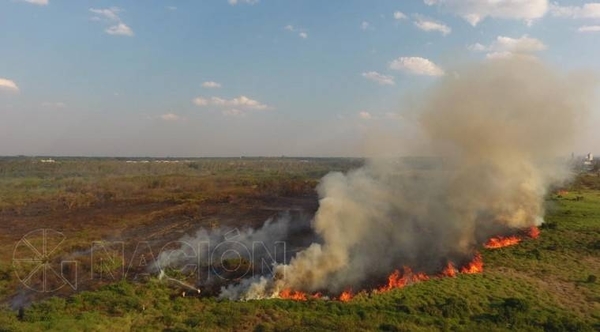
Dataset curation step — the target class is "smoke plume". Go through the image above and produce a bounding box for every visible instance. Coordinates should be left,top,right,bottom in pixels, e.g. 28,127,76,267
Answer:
207,58,594,299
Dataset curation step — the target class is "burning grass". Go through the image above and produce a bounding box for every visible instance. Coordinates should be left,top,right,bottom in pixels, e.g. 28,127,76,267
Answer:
0,205,597,331
484,227,539,249
271,226,538,302
0,162,599,331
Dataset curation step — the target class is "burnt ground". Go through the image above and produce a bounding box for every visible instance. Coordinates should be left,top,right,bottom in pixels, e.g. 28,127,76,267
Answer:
1,193,319,307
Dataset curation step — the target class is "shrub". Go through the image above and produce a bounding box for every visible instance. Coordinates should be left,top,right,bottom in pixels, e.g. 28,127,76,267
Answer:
440,298,471,319
495,298,529,325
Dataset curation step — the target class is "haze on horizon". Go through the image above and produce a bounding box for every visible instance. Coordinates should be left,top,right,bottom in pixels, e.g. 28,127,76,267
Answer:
1,0,599,158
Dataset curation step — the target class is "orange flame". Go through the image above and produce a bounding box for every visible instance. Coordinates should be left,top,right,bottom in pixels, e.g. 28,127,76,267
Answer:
338,289,353,302
527,226,540,239
413,272,430,282
441,262,457,278
484,235,521,249
276,226,539,302
460,252,483,274
378,267,430,292
279,288,307,301
379,269,408,292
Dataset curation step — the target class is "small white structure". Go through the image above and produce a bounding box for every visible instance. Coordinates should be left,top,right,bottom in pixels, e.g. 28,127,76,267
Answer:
40,158,55,163
584,153,594,166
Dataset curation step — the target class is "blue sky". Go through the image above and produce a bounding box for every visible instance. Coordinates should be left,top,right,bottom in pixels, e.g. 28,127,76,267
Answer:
0,0,599,157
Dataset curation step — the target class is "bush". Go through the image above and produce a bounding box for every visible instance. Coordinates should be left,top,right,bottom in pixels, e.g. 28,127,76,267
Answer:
378,323,401,332
495,298,529,325
440,298,471,319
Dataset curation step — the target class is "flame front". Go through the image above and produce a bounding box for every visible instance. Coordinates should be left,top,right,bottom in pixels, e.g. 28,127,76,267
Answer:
528,226,540,239
378,267,430,292
338,290,353,302
270,227,538,302
441,262,457,278
484,235,521,249
460,253,483,274
279,288,308,301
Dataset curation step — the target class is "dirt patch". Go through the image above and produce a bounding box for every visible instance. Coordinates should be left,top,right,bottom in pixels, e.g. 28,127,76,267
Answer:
1,193,319,307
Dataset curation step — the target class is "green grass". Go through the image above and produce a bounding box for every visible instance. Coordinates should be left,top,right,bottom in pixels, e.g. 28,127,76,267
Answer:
2,192,598,331
0,157,348,212
0,161,599,331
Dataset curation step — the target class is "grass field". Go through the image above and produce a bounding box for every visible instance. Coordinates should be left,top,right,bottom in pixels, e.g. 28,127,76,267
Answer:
0,158,598,331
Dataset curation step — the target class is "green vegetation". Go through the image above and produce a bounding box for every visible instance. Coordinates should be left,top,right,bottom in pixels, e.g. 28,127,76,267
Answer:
0,157,361,212
0,158,599,331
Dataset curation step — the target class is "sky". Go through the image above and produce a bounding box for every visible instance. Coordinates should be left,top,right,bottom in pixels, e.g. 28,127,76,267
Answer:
0,0,599,157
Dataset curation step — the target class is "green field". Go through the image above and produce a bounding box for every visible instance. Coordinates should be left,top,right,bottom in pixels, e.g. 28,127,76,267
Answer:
0,158,599,331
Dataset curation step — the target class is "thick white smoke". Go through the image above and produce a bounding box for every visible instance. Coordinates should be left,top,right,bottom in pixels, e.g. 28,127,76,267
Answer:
168,58,595,300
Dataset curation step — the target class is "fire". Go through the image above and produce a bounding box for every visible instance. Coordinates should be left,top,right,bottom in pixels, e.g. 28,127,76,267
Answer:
484,226,540,249
275,227,539,302
379,269,407,292
278,289,324,301
378,267,430,292
528,226,540,239
413,272,430,282
338,289,353,302
460,253,483,274
441,262,457,278
279,288,308,301
484,235,521,249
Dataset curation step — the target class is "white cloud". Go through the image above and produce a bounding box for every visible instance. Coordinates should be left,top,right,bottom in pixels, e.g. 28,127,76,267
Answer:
485,52,539,61
493,35,546,52
0,78,19,92
425,0,548,26
357,111,403,120
467,42,487,51
361,21,370,30
413,16,451,35
90,7,134,37
166,6,177,11
193,96,271,112
469,35,546,59
393,11,407,20
228,0,259,5
202,81,222,88
211,96,269,110
105,23,134,36
193,97,209,106
579,25,600,32
160,113,181,121
485,51,513,59
90,7,121,21
550,2,600,19
362,71,395,85
389,57,445,76
19,0,48,5
358,111,373,120
284,25,308,39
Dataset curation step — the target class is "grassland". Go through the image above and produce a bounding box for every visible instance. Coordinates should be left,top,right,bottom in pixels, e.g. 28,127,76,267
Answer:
0,158,599,331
